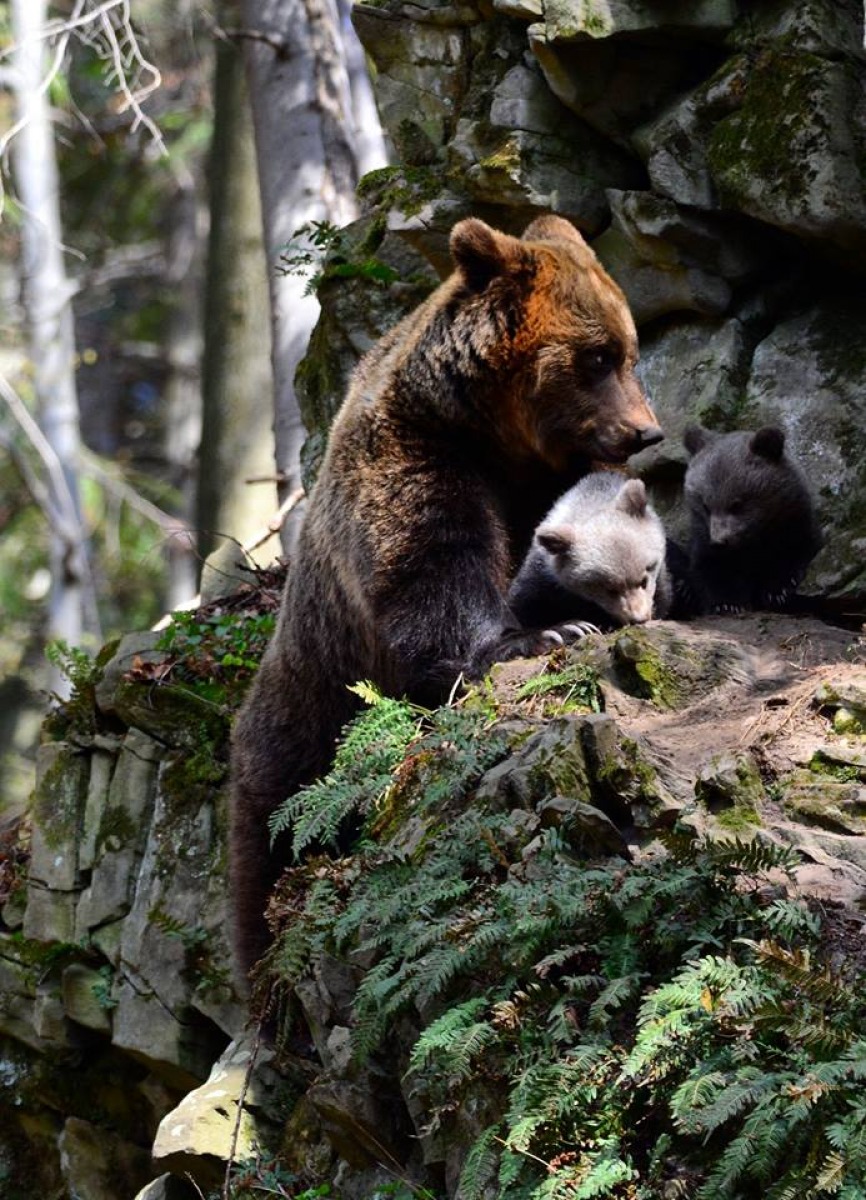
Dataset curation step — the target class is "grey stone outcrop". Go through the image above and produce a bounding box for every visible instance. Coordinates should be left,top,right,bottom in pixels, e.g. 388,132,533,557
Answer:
306,0,866,616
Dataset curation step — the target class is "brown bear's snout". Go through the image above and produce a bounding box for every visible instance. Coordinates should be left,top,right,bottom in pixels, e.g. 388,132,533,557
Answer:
636,424,664,449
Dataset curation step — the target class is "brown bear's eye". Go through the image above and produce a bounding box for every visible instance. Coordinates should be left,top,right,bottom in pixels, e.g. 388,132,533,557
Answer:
580,346,617,381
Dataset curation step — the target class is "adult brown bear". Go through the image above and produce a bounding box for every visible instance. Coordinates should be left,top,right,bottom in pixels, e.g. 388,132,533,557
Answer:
230,215,661,977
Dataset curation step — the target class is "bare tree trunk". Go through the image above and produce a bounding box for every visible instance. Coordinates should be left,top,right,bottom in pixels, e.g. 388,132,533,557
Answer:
163,175,205,609
11,0,99,695
241,0,360,553
198,24,277,566
338,0,389,176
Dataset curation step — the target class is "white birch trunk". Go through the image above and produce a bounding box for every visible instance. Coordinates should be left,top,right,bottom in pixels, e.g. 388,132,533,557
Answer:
11,0,98,695
241,0,360,554
163,176,204,609
338,0,389,176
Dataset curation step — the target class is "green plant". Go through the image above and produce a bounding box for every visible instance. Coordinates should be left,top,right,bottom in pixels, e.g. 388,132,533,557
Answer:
43,638,108,735
149,906,232,998
276,220,399,296
154,608,276,703
268,682,427,857
90,964,117,1011
514,660,602,715
45,640,99,692
269,735,866,1200
209,1154,320,1198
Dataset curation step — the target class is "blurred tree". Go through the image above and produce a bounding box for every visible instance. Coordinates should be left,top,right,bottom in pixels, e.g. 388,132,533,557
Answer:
9,0,100,697
240,0,377,552
0,0,205,806
197,9,276,568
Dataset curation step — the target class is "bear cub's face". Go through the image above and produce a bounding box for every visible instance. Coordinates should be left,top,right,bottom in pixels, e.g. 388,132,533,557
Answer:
683,424,809,550
538,478,666,625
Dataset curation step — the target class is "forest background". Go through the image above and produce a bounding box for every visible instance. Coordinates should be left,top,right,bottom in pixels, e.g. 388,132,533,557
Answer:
0,0,385,816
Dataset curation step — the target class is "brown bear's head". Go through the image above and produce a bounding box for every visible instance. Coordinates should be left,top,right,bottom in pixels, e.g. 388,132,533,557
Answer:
448,215,662,470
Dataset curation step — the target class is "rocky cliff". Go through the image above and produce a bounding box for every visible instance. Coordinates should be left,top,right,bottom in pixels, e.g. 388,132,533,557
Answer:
2,611,865,1197
3,1,866,1197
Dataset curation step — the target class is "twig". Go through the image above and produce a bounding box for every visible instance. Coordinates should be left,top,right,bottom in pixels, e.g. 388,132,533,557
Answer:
0,371,82,543
1,0,166,215
242,487,305,555
244,472,288,485
0,425,64,532
222,1025,263,1200
79,446,191,534
209,20,294,60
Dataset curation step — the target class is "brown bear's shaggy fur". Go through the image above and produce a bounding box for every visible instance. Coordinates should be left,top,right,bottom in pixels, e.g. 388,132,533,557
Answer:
230,215,661,978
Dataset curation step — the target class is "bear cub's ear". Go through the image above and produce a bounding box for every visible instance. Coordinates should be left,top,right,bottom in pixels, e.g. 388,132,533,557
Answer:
749,426,785,462
615,478,648,518
450,218,528,292
537,526,574,556
683,423,715,456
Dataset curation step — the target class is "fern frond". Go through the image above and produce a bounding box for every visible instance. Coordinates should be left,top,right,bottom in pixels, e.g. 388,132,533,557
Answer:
703,837,800,878
409,998,498,1081
762,897,821,942
587,973,643,1031
680,1067,776,1137
459,1125,501,1200
268,687,421,853
814,1150,847,1194
696,1126,764,1199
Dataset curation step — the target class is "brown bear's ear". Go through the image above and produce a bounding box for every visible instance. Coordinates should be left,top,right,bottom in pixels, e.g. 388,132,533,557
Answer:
750,426,785,462
521,214,586,247
616,478,648,518
537,525,573,556
450,218,525,292
683,424,714,456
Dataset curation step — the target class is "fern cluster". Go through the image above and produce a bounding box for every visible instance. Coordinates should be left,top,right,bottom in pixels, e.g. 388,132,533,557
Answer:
268,683,426,856
266,686,866,1199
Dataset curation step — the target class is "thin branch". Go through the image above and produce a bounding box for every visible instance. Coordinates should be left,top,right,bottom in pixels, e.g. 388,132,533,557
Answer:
221,1026,263,1200
203,9,293,61
148,490,305,632
0,0,166,216
95,1,163,145
242,487,305,555
0,426,63,530
0,371,82,544
79,447,191,535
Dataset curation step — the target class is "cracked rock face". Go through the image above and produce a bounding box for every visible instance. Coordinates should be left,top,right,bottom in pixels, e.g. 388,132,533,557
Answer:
329,0,866,617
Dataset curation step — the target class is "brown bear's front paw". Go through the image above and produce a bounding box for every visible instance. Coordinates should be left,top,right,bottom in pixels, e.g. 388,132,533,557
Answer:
549,621,601,643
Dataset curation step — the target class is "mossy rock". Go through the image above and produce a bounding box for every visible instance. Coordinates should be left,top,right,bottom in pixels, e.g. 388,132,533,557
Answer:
707,49,866,258
579,712,680,828
608,625,743,710
780,767,866,835
695,751,764,830
109,679,229,752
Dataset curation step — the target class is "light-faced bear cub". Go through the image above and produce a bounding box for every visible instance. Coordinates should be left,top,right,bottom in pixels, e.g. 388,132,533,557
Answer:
509,472,671,631
677,423,823,614
230,215,662,978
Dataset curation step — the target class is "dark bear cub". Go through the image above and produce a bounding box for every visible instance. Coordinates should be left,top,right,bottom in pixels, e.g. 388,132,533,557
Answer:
229,214,662,979
509,472,671,631
674,423,823,614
